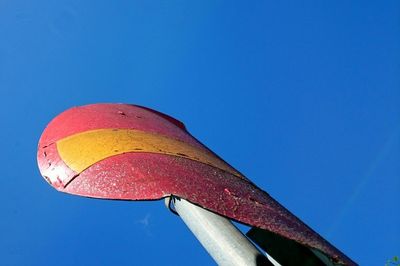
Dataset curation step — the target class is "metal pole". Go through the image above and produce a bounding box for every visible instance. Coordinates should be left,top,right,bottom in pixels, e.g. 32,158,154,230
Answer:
169,197,273,266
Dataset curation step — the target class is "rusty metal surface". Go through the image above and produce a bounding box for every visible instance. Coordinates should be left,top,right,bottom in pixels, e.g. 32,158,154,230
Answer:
37,103,356,266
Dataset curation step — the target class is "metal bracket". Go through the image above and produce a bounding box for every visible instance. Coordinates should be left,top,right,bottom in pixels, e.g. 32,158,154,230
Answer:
164,195,179,216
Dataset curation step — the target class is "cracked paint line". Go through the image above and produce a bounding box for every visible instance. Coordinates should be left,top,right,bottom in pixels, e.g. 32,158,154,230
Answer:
56,128,243,178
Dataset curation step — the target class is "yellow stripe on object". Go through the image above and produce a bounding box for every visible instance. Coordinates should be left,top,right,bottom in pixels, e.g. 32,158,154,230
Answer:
56,128,242,177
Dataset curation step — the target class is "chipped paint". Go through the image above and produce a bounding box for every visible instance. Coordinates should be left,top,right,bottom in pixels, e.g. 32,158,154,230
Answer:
37,103,356,266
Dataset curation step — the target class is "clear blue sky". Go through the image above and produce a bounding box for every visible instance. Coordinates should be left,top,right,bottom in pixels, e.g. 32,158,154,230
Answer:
0,1,399,265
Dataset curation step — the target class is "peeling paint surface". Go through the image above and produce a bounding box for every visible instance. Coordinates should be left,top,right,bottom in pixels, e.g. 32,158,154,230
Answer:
37,103,356,266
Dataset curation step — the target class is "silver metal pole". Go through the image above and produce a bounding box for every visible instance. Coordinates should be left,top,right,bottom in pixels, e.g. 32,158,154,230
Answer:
170,197,272,266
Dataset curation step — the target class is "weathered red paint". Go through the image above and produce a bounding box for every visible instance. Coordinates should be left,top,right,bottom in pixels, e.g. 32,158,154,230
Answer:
37,103,356,266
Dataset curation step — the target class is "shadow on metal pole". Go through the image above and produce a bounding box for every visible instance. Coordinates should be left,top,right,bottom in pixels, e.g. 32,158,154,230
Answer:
247,227,337,266
167,196,273,266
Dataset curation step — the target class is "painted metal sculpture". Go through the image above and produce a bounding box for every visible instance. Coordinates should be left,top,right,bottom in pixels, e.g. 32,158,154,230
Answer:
37,103,356,265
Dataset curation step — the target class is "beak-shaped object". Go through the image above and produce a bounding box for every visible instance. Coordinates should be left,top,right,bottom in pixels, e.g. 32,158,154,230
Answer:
37,103,356,266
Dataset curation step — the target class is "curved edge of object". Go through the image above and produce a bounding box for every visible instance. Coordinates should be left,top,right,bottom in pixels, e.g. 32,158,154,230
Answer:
37,103,356,266
55,152,355,266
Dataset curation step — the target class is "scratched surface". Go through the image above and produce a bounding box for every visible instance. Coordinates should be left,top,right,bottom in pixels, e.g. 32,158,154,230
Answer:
37,103,356,265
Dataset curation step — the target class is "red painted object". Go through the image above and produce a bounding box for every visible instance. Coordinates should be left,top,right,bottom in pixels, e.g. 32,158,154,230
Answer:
37,103,356,266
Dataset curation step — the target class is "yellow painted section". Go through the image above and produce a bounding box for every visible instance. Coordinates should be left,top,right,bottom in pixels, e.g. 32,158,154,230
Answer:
56,129,242,177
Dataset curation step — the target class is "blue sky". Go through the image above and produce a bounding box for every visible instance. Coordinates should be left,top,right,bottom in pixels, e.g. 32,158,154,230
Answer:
0,1,399,265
